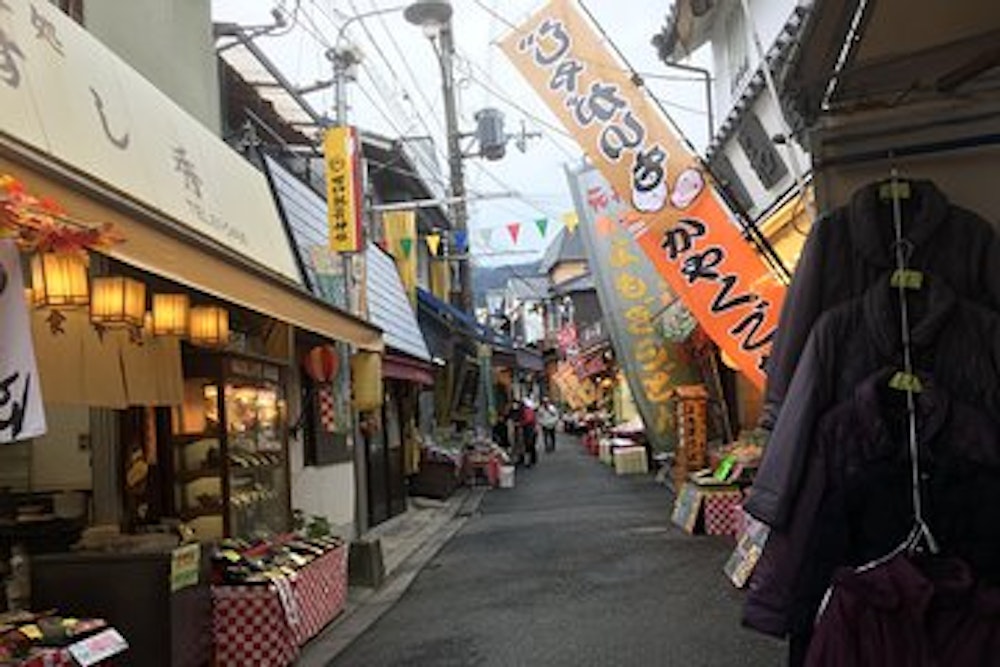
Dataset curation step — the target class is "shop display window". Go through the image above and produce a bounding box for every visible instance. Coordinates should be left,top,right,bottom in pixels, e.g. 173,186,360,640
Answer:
172,352,290,540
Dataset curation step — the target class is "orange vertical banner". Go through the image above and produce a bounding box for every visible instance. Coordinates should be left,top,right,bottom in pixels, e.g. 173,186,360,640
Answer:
500,0,785,388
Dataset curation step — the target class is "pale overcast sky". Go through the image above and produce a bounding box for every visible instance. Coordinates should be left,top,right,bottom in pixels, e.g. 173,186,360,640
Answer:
211,0,711,265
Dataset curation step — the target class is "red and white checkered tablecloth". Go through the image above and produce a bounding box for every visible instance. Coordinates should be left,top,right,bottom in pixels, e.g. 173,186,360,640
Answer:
212,544,348,665
212,584,300,667
289,545,348,645
702,490,744,536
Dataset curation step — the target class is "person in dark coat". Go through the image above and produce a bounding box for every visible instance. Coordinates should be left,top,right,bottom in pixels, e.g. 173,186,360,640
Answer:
759,179,1000,431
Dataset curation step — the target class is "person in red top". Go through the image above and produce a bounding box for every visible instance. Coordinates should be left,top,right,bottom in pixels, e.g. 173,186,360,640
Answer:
520,399,538,467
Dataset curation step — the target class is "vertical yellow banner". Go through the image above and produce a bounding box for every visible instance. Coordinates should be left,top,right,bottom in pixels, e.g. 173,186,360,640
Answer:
500,0,787,389
324,126,364,253
383,210,418,303
430,257,451,302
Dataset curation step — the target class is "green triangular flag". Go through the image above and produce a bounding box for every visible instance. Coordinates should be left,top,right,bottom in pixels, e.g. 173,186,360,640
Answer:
400,237,413,258
535,218,548,238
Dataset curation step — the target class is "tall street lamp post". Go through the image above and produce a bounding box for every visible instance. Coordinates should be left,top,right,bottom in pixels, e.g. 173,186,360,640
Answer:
405,0,473,314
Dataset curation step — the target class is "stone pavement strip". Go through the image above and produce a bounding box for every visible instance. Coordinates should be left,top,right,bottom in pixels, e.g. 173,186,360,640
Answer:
305,435,784,666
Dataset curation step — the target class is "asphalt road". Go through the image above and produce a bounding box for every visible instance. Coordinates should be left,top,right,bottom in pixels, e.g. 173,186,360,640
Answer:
329,435,785,666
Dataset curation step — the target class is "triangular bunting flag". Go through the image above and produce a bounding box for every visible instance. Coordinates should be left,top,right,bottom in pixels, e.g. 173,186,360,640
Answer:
426,233,441,257
535,218,548,238
507,222,521,245
562,211,579,233
478,228,493,247
399,237,413,258
454,229,468,253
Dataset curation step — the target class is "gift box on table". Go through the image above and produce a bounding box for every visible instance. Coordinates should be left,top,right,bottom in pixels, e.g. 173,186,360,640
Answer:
613,445,648,475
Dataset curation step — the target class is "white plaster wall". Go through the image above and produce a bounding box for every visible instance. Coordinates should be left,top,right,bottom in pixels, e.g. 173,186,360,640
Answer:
708,0,802,125
289,451,357,539
719,91,812,219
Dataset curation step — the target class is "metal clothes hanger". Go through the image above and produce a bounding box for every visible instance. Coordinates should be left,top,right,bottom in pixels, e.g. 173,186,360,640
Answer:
855,165,940,574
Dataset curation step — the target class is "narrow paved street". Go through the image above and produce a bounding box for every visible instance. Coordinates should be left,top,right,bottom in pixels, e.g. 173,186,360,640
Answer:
329,436,783,666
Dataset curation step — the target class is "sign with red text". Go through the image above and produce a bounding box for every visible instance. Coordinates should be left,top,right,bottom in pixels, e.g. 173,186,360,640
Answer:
0,241,46,443
501,0,786,388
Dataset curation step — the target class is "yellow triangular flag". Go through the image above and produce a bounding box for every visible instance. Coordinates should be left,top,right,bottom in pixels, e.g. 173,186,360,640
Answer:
562,211,579,233
426,233,441,257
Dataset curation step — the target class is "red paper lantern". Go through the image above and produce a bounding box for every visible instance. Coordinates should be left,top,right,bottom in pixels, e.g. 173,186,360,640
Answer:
303,345,340,383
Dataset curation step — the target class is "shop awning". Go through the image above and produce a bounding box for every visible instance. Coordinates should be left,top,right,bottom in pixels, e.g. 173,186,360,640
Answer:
416,287,514,351
515,348,545,372
383,352,435,386
365,245,432,363
0,152,383,352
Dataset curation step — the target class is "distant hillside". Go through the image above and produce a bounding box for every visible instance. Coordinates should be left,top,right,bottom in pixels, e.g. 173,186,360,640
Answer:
471,261,543,307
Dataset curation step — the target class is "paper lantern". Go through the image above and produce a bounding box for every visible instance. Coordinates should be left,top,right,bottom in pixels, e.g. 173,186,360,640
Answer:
152,294,190,336
188,306,229,347
90,276,146,327
350,351,383,410
30,252,89,308
302,345,340,383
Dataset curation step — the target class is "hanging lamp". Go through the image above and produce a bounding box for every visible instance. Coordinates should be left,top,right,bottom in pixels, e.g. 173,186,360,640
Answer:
30,252,89,308
189,305,229,347
152,293,190,336
90,276,146,327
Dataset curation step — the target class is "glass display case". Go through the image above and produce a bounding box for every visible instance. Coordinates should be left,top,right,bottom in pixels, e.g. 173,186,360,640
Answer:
172,352,289,540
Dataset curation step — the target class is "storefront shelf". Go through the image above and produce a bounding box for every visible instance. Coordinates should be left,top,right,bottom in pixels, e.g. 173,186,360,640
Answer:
173,432,221,446
180,505,224,521
229,462,284,475
177,468,223,483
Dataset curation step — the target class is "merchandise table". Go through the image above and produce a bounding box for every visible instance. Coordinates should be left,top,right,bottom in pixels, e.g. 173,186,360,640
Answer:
211,544,348,667
463,451,500,487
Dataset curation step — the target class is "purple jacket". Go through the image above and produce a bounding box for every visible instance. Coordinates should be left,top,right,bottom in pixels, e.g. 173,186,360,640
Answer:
744,276,1000,529
805,556,1000,666
744,369,1000,640
760,179,1000,431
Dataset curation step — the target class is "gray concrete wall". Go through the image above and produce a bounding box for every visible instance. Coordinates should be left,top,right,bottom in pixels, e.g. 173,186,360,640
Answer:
83,0,221,135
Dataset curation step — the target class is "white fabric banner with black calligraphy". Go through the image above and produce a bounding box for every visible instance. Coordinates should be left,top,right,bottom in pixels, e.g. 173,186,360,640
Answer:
0,241,46,443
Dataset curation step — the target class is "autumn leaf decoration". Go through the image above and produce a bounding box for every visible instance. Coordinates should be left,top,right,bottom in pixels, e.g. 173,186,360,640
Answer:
0,174,124,255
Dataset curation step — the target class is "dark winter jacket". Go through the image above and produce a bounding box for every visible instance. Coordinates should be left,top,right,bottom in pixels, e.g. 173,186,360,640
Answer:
743,369,1000,640
760,179,1000,430
744,274,1000,528
804,556,1000,666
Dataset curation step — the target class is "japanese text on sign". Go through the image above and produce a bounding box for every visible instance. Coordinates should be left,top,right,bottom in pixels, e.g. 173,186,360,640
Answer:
323,126,364,253
501,0,787,388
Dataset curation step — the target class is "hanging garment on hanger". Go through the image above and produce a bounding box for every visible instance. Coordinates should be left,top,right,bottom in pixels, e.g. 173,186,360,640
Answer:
744,274,1000,528
743,368,1000,640
759,179,1000,431
804,555,1000,666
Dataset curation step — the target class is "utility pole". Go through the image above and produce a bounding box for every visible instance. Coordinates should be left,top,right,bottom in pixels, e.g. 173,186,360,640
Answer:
437,21,473,314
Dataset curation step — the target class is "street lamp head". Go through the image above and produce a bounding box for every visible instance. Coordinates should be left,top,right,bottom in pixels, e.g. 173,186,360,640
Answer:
404,0,452,38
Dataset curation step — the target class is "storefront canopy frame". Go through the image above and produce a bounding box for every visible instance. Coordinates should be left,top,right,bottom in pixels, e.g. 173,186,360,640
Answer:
0,147,383,352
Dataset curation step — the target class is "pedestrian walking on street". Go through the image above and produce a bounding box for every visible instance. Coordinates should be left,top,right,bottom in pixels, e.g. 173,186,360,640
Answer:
520,398,539,467
538,396,560,453
492,403,511,451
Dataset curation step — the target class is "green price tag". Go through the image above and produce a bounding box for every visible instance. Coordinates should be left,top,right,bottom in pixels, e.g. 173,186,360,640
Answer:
889,371,923,393
890,270,923,290
879,181,911,200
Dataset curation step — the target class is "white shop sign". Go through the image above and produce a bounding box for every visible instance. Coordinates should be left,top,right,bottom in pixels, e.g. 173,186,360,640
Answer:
0,240,46,443
0,0,301,282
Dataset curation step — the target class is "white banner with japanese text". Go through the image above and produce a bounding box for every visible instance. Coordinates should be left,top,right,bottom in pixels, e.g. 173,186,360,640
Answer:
0,241,46,443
